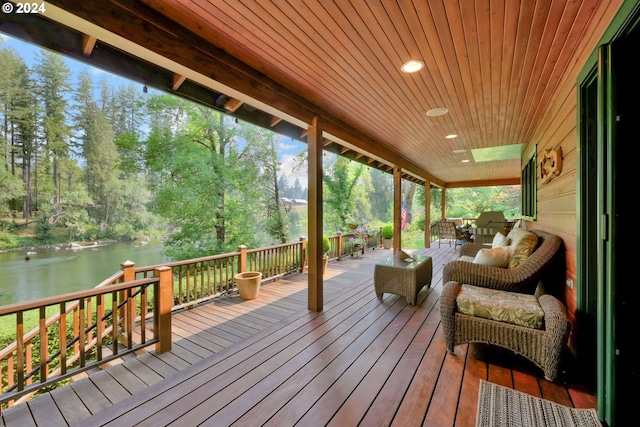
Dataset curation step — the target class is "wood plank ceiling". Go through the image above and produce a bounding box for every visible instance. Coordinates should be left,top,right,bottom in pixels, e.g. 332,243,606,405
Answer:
2,1,611,187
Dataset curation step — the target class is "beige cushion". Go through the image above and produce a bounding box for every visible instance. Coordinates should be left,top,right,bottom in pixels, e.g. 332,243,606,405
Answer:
473,247,512,268
492,231,509,248
456,284,545,329
507,229,539,268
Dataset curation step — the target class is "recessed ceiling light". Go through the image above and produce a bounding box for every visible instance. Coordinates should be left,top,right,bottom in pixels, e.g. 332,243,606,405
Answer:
446,134,458,139
426,108,449,117
400,60,425,73
452,149,467,154
461,159,470,163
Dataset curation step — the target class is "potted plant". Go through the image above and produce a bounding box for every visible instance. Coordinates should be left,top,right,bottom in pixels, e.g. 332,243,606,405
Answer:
381,225,393,249
345,212,360,230
322,235,330,275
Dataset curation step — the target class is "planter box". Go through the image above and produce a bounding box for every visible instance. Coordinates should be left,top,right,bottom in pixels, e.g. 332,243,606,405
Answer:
235,271,262,300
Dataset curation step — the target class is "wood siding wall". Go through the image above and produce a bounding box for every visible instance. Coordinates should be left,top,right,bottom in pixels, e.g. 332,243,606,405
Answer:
523,0,623,353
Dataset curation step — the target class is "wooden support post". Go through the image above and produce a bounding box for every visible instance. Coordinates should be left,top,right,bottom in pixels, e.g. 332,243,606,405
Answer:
393,167,402,254
337,232,343,260
299,236,307,272
238,245,247,273
154,266,172,354
120,261,135,338
307,117,323,311
441,187,447,220
424,181,431,248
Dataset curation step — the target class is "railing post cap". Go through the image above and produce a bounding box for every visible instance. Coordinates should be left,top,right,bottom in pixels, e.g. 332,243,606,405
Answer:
155,266,172,272
299,236,307,240
238,245,247,250
121,260,135,268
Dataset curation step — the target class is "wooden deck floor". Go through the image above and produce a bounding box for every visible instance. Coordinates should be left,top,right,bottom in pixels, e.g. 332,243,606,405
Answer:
0,244,598,426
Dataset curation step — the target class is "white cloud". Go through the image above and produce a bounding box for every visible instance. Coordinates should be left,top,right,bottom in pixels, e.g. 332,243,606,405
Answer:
279,153,307,188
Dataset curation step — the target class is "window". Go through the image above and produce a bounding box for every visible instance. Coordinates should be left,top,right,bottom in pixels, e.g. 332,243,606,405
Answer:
521,147,537,220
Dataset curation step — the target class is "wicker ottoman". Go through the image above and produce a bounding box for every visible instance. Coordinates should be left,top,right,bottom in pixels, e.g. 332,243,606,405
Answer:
374,254,432,305
439,281,569,381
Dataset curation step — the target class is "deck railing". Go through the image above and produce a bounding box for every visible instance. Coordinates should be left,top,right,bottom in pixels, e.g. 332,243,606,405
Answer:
0,267,173,409
0,235,381,408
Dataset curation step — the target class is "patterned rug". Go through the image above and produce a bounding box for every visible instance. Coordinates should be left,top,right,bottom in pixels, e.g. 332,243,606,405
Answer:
476,380,602,427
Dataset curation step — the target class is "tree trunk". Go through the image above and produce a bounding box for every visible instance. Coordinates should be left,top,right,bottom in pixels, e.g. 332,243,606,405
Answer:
404,182,416,224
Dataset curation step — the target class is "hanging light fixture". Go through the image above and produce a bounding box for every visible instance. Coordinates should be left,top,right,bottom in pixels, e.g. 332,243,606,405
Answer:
143,84,148,93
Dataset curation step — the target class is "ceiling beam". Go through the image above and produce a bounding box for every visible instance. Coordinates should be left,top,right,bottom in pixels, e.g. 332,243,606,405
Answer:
224,98,243,112
172,73,187,91
445,178,520,188
270,116,282,127
81,34,96,56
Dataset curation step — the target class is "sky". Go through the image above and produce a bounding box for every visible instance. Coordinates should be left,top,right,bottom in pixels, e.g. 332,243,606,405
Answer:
0,32,309,188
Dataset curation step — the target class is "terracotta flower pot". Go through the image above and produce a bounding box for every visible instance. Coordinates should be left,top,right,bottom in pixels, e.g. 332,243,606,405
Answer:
235,271,262,300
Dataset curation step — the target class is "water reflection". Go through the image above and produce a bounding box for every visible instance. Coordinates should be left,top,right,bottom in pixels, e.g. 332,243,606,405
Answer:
0,240,168,306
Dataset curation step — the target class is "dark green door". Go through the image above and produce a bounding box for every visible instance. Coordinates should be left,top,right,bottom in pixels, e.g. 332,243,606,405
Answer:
609,26,639,426
588,22,640,427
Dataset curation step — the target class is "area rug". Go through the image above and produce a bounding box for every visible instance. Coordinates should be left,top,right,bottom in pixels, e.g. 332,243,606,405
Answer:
476,380,602,427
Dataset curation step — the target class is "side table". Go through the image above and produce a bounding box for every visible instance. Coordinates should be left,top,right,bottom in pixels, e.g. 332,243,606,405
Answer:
374,254,432,305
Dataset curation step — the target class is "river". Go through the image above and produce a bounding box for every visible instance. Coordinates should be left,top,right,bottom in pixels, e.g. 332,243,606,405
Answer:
0,240,169,307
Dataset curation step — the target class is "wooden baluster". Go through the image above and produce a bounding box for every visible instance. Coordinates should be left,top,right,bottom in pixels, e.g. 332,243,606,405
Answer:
25,343,31,386
206,260,211,297
186,265,191,303
140,285,147,343
178,267,184,305
60,302,67,375
39,306,47,384
200,261,205,300
73,307,80,358
86,298,93,345
79,298,86,367
7,357,14,406
95,296,103,362
111,291,118,356
16,312,24,392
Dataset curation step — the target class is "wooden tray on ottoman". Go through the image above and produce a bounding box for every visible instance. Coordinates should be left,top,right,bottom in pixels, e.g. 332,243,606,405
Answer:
374,254,432,305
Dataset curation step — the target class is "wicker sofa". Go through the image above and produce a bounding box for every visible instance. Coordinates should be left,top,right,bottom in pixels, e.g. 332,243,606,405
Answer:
442,229,565,295
440,280,569,381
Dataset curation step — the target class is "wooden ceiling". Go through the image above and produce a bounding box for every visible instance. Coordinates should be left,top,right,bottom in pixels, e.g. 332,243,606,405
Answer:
1,1,616,187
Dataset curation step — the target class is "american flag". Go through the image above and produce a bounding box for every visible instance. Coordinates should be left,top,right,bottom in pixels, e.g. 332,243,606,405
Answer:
401,201,407,230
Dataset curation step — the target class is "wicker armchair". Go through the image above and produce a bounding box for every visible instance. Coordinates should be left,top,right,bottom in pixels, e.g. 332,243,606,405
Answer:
440,281,569,381
442,230,564,295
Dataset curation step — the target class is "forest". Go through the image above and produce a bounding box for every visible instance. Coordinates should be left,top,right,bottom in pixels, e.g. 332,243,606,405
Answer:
0,40,521,260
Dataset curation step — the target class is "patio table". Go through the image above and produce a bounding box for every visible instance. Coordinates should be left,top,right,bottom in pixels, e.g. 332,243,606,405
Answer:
374,254,432,305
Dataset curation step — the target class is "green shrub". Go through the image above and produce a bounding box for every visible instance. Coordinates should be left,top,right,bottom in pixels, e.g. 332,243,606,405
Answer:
381,225,393,239
0,231,18,249
35,217,54,242
322,235,331,254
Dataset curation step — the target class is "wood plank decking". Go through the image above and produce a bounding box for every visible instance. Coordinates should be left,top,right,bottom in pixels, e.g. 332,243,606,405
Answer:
0,244,598,426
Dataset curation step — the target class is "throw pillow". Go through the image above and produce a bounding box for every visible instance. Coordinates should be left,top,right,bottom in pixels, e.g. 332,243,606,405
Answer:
492,232,509,248
473,247,511,268
508,230,539,268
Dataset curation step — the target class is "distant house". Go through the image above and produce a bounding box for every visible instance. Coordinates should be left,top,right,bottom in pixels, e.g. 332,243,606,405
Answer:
292,199,307,206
